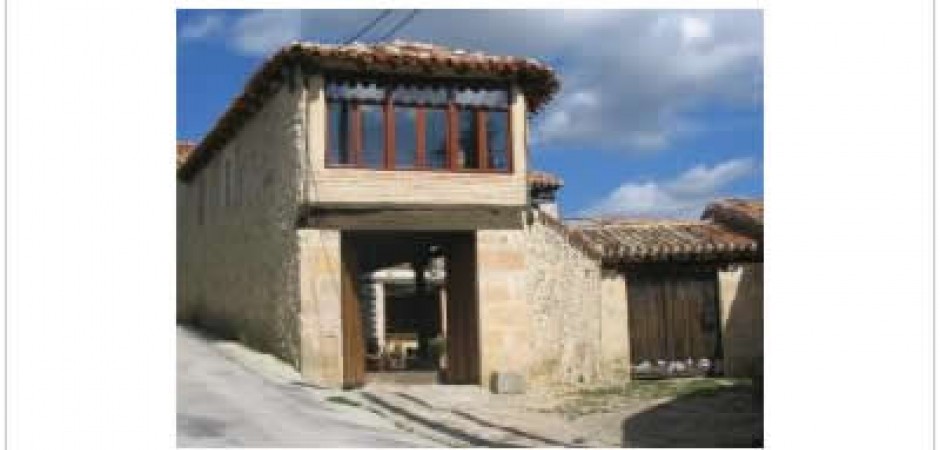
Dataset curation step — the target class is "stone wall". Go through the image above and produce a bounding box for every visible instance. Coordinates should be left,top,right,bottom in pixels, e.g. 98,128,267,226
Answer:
599,271,631,378
524,210,605,385
718,263,764,377
477,228,532,386
177,83,306,366
296,229,344,386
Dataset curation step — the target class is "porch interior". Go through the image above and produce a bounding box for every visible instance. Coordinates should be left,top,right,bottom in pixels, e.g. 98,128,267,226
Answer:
342,231,480,387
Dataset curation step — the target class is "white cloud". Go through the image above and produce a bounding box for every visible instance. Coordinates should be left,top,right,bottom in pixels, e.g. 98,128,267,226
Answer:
528,11,761,151
231,10,303,55
680,16,713,44
580,157,757,218
179,13,224,40
187,10,762,152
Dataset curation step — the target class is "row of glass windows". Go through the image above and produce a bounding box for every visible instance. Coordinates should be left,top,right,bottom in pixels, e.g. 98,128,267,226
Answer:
326,83,509,108
326,83,512,172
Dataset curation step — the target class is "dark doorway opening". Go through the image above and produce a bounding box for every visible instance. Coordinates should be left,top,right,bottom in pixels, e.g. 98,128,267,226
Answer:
340,231,480,387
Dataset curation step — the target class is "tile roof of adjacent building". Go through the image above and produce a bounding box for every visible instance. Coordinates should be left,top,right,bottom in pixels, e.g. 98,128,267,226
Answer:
177,141,196,169
701,198,763,239
177,40,559,180
568,217,762,265
527,170,564,191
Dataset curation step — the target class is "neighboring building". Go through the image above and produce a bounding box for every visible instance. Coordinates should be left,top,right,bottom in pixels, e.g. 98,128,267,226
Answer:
703,199,764,377
527,170,563,219
177,40,763,390
569,207,764,378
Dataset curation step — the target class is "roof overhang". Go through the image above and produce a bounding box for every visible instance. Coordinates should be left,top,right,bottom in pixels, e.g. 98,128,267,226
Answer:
568,219,763,267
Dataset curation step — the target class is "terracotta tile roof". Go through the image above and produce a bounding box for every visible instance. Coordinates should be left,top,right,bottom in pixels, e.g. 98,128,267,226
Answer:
178,40,559,180
701,198,763,239
177,141,196,169
294,41,559,110
527,170,564,191
568,218,761,265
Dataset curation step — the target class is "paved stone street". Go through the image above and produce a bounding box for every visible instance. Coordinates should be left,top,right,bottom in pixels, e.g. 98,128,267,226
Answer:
178,325,761,448
176,327,435,447
352,378,762,448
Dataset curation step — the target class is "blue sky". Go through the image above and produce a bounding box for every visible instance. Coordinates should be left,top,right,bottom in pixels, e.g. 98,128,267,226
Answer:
177,9,763,218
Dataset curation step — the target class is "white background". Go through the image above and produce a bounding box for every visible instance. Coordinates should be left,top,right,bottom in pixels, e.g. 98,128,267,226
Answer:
3,0,934,449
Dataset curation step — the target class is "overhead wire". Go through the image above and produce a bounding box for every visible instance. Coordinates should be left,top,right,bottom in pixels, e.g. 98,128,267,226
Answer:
343,10,393,44
375,10,421,42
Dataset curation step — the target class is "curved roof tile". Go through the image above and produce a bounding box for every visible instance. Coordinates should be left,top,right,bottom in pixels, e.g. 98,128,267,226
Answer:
567,218,762,265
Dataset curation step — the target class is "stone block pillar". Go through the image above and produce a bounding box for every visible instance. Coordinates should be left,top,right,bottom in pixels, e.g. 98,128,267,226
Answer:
297,228,344,387
600,270,631,379
476,229,531,388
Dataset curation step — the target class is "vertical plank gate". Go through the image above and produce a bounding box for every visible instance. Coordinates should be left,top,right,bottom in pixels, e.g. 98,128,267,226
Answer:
627,268,721,374
341,236,366,388
444,234,480,384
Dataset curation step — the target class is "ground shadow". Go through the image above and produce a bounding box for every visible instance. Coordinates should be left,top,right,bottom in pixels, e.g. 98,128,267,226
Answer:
361,392,525,447
449,409,579,447
621,384,763,448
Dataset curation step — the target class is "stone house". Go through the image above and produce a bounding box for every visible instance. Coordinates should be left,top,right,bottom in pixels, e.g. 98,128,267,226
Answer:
568,198,763,378
177,41,762,390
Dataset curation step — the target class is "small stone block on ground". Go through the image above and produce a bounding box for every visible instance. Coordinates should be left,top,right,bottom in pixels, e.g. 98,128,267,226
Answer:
490,372,526,394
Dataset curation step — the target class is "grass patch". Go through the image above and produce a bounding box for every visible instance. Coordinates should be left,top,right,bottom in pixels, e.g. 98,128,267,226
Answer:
326,396,362,408
553,378,753,417
579,377,751,401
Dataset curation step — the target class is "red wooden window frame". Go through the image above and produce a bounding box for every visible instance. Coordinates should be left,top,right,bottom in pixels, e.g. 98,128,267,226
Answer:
383,95,394,169
415,107,427,169
482,108,513,172
325,84,513,174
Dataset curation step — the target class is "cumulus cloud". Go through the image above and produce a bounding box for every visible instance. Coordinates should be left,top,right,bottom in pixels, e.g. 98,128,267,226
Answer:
179,13,224,40
531,11,761,151
180,9,762,152
580,157,757,218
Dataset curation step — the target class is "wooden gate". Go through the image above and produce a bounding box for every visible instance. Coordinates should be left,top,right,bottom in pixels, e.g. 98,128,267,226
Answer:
341,236,366,388
627,268,721,375
443,234,480,384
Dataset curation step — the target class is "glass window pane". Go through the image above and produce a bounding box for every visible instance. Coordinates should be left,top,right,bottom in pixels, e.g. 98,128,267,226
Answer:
326,82,386,102
454,88,509,108
457,109,480,169
327,102,352,165
486,111,510,170
425,109,448,169
361,104,384,168
394,107,418,168
392,86,449,107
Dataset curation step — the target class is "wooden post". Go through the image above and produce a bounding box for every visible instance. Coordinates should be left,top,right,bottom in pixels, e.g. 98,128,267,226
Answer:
350,103,362,166
383,96,394,169
476,109,487,169
416,107,427,168
447,103,459,170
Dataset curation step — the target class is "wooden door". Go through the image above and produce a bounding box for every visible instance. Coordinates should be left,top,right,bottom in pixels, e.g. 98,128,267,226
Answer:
444,233,480,384
341,235,366,388
628,268,721,368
